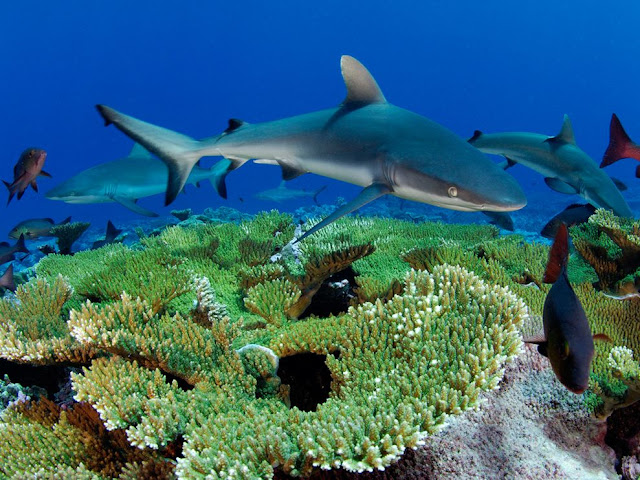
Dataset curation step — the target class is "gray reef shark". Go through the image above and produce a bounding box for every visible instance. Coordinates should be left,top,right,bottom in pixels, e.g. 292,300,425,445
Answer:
96,55,526,240
254,181,327,205
45,144,232,217
468,115,632,218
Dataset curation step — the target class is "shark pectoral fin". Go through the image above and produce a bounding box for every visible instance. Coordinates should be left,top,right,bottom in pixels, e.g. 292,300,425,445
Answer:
340,56,386,105
544,177,579,194
279,162,306,181
611,177,628,191
545,114,577,145
468,130,483,143
296,183,392,242
112,196,159,217
254,159,279,165
208,158,237,199
497,157,517,170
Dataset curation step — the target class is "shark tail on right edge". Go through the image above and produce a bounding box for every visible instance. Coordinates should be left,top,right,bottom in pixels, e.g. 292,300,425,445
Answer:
96,105,240,205
601,114,640,176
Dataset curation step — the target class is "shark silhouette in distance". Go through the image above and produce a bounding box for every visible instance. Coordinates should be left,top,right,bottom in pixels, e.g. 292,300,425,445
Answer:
468,115,633,219
45,144,232,217
254,181,327,205
96,55,526,240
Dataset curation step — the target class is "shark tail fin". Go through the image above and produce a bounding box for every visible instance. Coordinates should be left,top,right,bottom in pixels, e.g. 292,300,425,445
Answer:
312,185,327,205
96,105,206,206
601,113,640,168
543,223,569,284
0,264,15,292
105,220,122,242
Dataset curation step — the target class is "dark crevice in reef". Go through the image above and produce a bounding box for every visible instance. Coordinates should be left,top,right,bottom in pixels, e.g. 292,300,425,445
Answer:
278,353,334,412
160,370,194,392
605,399,640,474
299,267,357,319
0,358,71,399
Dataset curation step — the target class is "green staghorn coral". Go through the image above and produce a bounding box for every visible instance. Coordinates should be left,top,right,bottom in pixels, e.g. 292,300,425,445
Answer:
1,211,638,477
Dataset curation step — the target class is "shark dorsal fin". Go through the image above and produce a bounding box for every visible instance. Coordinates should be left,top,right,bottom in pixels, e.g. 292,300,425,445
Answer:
546,115,576,145
340,55,386,106
224,118,247,134
128,143,154,159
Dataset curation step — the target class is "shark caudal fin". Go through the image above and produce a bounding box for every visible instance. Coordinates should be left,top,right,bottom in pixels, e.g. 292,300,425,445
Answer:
0,264,15,292
96,105,205,206
312,185,327,205
543,223,569,284
601,113,640,168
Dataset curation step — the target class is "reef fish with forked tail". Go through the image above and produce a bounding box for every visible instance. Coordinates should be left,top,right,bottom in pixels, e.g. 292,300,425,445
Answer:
3,148,50,205
524,223,605,394
469,116,632,218
0,234,29,266
96,55,526,241
45,143,232,217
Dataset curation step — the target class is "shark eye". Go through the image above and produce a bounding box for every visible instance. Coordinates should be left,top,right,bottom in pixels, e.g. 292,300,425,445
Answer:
448,186,458,198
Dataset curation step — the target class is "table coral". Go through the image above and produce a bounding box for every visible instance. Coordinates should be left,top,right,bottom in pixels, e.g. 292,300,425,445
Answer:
0,213,631,478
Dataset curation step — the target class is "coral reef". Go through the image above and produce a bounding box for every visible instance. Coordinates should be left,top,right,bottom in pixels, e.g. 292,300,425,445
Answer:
0,212,632,478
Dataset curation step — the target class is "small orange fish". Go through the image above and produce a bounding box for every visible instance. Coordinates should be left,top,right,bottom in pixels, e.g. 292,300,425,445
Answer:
3,148,50,204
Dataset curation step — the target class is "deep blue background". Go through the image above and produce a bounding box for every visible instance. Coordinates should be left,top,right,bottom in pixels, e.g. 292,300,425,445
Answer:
1,1,638,239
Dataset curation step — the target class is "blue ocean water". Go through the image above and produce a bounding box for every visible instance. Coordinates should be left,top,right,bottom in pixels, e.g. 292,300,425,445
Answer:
1,0,639,243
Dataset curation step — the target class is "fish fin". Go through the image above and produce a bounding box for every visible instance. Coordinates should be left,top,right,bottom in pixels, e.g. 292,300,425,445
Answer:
593,333,613,343
544,177,579,194
636,165,640,179
296,183,392,242
30,180,38,193
3,180,15,205
601,113,640,168
105,220,122,242
128,143,155,159
497,157,518,170
112,196,159,217
223,118,248,134
340,55,386,106
60,216,72,225
468,130,483,143
14,234,29,255
611,177,628,191
313,185,327,205
96,105,205,206
545,114,576,145
537,343,549,358
207,158,237,199
0,264,15,292
543,223,569,284
280,162,307,181
39,170,52,178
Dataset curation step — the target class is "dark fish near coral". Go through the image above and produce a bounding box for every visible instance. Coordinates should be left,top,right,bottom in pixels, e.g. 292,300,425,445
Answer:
524,224,601,394
91,220,123,249
3,148,50,205
482,211,514,231
254,181,327,205
600,113,640,178
96,55,526,242
540,203,596,240
0,264,16,292
0,234,29,266
8,216,71,240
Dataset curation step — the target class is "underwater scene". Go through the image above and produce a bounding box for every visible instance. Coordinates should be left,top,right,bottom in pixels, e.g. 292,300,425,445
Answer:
2,1,640,479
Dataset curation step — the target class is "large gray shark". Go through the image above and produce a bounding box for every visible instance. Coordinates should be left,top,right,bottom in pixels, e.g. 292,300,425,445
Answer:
96,55,526,239
468,116,632,218
45,144,232,217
